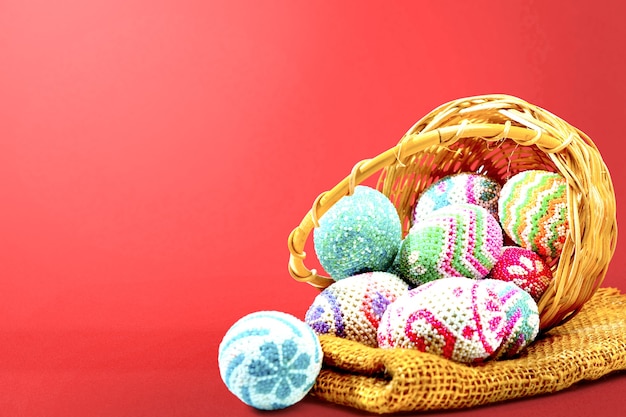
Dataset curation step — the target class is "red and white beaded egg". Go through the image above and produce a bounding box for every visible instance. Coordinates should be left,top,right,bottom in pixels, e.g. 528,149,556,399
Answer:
489,246,553,301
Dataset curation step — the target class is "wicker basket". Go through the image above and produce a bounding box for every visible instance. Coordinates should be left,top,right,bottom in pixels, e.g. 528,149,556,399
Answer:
288,94,617,332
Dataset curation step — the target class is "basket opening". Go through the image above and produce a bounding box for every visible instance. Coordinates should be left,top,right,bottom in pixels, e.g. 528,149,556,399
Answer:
377,136,558,237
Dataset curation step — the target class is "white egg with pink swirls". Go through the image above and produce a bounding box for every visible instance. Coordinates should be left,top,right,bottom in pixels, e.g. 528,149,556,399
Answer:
378,277,506,364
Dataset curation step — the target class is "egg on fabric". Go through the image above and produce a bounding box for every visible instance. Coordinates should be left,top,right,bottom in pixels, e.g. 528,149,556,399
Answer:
498,170,568,260
304,271,409,347
489,246,553,301
395,204,503,287
377,277,506,364
482,279,540,359
412,173,501,225
218,311,323,410
313,186,402,280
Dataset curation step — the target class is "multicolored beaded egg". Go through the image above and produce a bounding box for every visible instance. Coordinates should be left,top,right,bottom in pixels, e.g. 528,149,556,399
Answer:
412,173,501,225
313,186,402,280
305,272,409,347
498,170,568,260
395,204,503,286
482,279,540,359
377,277,505,364
218,311,323,410
489,246,553,301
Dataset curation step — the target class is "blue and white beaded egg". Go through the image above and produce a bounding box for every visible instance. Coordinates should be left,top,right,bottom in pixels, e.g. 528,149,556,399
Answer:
412,173,501,225
314,186,402,280
305,271,409,347
218,311,323,410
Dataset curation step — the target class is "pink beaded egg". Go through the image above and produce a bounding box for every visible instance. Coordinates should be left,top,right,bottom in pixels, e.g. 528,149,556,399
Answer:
489,246,553,301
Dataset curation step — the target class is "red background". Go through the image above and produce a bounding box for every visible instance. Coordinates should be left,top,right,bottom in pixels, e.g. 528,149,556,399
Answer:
1,1,625,416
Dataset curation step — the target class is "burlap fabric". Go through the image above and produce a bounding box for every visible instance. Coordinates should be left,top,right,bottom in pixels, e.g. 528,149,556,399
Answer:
311,287,626,414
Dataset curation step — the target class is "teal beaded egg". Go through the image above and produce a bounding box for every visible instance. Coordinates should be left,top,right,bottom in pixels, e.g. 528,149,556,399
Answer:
314,186,402,280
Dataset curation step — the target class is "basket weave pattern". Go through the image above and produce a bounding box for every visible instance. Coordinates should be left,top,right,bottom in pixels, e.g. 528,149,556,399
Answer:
288,94,617,331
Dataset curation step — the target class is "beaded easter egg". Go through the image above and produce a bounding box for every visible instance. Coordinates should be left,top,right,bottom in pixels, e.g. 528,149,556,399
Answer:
489,246,553,301
412,173,501,225
305,272,409,347
313,186,402,280
396,204,503,286
377,277,506,363
482,279,540,359
218,311,323,410
498,170,568,260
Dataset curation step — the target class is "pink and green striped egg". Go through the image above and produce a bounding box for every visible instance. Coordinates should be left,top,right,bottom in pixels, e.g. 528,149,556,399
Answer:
395,204,503,287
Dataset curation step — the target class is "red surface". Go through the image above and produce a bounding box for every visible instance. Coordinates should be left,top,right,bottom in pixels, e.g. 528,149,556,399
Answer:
1,1,625,416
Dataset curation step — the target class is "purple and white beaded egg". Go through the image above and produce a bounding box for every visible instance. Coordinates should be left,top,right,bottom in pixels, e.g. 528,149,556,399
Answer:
412,173,501,225
377,277,505,363
305,272,409,347
396,204,503,287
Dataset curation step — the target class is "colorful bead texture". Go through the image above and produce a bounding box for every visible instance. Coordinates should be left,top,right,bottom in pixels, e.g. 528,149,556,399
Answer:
314,186,402,280
305,272,409,347
396,204,503,286
489,246,553,301
412,173,501,225
483,279,540,359
498,170,568,260
378,277,506,364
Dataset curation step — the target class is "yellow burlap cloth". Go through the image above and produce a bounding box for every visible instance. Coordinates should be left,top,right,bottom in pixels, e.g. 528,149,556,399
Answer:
311,287,626,414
